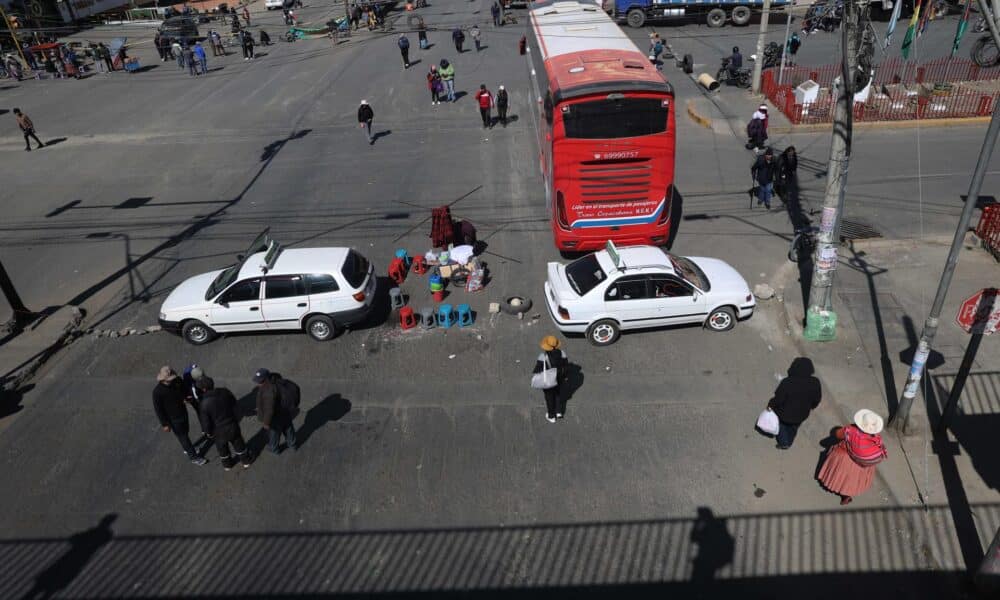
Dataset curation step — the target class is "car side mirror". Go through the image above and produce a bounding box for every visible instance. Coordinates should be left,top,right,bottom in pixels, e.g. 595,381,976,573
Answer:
692,292,699,301
218,299,229,308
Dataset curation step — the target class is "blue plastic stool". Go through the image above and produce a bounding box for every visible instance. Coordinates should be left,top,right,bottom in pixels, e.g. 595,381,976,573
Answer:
456,304,473,327
395,248,411,267
436,304,455,328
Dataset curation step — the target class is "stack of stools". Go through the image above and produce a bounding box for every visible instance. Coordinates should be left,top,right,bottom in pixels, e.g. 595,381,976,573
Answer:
429,274,445,302
388,257,408,285
395,248,412,268
419,307,436,329
436,304,455,328
456,304,473,327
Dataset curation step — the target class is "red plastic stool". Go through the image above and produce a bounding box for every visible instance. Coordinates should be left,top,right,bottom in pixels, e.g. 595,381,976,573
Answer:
388,257,407,285
399,306,417,330
412,255,428,275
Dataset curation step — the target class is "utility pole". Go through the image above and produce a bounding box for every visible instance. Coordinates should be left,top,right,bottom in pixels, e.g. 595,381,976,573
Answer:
0,260,36,331
751,0,772,95
778,7,792,85
894,0,1000,433
0,5,29,69
803,0,860,342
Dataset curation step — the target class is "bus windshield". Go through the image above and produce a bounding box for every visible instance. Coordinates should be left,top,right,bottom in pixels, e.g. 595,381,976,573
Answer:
562,98,668,140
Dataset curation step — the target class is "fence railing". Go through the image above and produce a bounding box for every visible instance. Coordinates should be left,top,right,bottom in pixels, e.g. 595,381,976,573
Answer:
762,66,1000,125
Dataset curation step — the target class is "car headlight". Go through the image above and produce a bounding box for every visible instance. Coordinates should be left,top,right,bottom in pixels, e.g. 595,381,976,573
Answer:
159,312,167,320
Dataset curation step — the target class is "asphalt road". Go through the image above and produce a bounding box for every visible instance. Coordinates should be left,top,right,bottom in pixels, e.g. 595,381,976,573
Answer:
0,2,994,596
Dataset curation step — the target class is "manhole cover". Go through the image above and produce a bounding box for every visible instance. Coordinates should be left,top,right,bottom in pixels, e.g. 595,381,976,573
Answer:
839,219,881,241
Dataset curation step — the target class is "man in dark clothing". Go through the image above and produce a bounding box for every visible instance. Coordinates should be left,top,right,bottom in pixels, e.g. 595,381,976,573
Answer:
182,45,196,76
452,27,465,52
198,377,251,470
750,147,776,209
153,366,208,465
728,45,742,77
775,145,798,200
767,357,821,449
98,43,114,72
358,99,374,144
495,84,509,127
398,34,410,68
154,33,165,61
351,4,362,30
491,2,501,26
253,368,298,454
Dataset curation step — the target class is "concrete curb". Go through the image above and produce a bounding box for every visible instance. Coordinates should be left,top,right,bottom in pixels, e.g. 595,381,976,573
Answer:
771,115,991,135
685,98,713,130
1,305,84,392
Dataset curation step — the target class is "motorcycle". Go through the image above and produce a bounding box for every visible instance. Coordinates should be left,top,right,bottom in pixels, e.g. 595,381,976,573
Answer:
716,57,751,88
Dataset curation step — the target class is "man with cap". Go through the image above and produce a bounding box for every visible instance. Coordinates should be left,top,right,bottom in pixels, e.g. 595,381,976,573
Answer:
253,368,298,454
398,34,410,68
495,84,509,127
357,100,374,144
153,366,208,465
750,147,776,210
197,377,252,470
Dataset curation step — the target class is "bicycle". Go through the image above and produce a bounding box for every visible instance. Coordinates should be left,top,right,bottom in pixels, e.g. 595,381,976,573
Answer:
788,227,818,263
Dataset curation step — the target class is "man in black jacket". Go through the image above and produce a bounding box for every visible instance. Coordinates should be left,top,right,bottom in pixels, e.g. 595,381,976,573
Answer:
153,366,208,465
253,368,298,454
358,100,374,145
750,148,776,209
767,357,822,449
197,377,251,470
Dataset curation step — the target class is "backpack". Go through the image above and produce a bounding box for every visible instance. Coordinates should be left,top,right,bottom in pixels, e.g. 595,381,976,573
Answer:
399,37,410,50
275,377,301,416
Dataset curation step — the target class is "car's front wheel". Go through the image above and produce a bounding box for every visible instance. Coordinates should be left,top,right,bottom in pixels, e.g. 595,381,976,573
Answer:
306,315,337,341
706,307,736,332
182,320,216,345
587,319,620,346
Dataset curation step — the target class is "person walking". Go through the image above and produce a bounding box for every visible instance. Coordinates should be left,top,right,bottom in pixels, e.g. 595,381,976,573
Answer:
351,3,362,30
357,99,374,144
818,409,888,505
153,366,208,465
439,59,455,102
452,27,465,52
765,357,821,449
154,33,165,61
491,2,501,26
207,31,219,56
495,84,509,127
197,377,252,470
13,109,43,152
750,147,776,209
427,64,443,105
786,32,801,65
398,34,411,68
259,29,271,46
173,41,185,69
475,84,493,128
775,145,798,200
746,107,768,151
533,336,569,423
193,41,208,75
242,30,255,60
242,5,251,26
471,24,482,52
253,368,299,454
417,25,428,49
182,45,197,76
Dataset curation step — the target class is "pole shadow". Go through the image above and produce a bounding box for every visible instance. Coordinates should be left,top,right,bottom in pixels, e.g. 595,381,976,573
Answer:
21,514,117,600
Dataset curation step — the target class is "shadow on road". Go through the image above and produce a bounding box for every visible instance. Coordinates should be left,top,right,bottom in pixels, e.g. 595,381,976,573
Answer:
21,514,116,600
297,393,352,448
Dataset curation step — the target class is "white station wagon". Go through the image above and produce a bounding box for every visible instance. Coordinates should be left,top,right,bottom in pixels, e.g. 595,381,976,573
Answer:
159,231,376,345
544,244,755,346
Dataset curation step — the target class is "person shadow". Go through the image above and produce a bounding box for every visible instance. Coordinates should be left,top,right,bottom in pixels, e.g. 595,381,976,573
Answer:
237,389,270,456
296,393,352,448
0,382,33,419
371,130,392,143
23,514,117,600
689,506,734,584
814,426,842,480
560,363,584,416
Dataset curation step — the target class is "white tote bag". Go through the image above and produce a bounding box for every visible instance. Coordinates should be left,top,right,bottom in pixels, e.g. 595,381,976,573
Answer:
530,354,558,390
756,408,779,436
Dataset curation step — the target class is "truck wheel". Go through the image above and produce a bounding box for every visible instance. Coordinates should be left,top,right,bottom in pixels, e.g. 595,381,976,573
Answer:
731,5,751,25
626,8,645,28
706,8,726,27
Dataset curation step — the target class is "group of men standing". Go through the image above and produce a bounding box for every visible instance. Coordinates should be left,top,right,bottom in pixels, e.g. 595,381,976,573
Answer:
152,366,300,470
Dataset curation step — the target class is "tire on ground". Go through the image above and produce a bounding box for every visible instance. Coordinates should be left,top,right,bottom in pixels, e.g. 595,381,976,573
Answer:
502,295,532,315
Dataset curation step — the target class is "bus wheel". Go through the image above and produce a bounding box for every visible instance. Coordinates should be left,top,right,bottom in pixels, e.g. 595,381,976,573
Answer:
626,8,645,28
730,5,751,25
706,8,726,27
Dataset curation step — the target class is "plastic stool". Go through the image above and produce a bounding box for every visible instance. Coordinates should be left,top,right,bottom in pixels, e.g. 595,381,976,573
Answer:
389,287,405,310
412,255,428,275
399,306,417,330
456,304,473,327
419,306,435,329
436,304,455,328
388,257,407,285
395,248,411,267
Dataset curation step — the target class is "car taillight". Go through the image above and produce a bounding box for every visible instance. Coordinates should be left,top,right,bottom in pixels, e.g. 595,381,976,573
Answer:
656,188,672,225
556,191,570,230
353,291,366,302
746,294,753,302
558,306,570,320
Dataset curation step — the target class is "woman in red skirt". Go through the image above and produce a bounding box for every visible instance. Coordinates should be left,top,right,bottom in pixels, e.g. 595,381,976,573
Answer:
818,409,888,505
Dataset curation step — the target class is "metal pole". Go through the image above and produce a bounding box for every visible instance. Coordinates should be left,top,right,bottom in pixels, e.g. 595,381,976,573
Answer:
751,0,773,95
894,100,1000,432
778,8,792,85
0,5,30,69
0,259,35,329
804,0,857,340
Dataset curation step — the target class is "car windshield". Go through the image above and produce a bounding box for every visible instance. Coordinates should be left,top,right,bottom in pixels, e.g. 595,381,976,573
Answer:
205,264,240,300
666,253,710,292
564,254,607,296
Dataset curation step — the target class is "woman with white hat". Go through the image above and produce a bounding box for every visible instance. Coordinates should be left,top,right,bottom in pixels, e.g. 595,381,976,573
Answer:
532,335,568,423
817,409,888,505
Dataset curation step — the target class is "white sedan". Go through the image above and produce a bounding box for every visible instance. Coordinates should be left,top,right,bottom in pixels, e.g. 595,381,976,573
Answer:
543,244,755,346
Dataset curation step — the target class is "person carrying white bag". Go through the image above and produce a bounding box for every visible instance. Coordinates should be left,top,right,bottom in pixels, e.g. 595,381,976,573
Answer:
531,335,568,423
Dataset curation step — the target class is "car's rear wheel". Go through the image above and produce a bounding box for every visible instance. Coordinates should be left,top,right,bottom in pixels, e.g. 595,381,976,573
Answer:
587,319,620,346
182,320,215,345
306,315,336,341
706,307,736,332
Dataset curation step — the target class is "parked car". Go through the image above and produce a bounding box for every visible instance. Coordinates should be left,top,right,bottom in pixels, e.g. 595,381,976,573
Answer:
159,230,376,345
265,0,284,9
543,244,755,346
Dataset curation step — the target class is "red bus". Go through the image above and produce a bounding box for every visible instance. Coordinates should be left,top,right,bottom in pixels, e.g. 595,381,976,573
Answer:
526,0,676,252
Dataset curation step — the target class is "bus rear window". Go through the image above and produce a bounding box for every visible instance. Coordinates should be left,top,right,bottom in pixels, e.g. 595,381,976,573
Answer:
562,98,668,139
